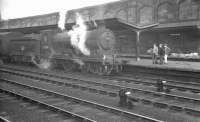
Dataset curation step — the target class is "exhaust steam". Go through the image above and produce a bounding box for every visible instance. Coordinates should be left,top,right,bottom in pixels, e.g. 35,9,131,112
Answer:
68,13,90,56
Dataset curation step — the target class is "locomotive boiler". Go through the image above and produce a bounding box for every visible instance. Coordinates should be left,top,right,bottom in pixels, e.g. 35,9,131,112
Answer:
49,27,122,74
52,27,116,56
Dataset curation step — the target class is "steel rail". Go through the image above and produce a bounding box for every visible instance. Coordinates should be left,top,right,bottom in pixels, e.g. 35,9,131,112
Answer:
1,78,163,122
0,116,10,122
0,88,96,122
1,67,200,116
1,67,200,103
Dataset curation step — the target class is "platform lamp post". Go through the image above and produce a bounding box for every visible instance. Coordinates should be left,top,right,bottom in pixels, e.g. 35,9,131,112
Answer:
136,30,141,61
133,23,159,61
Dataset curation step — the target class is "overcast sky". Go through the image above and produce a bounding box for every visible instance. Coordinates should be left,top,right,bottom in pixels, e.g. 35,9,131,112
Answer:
0,0,119,20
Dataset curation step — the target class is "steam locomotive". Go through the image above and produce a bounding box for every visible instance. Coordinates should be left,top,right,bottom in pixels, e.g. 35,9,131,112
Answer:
0,26,123,75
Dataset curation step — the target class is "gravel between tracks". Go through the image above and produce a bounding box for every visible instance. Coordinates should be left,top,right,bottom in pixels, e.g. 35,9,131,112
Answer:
1,73,200,122
0,92,69,122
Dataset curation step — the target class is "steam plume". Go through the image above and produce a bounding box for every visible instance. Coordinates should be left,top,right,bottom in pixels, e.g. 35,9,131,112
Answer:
58,10,66,30
31,48,55,70
68,13,90,56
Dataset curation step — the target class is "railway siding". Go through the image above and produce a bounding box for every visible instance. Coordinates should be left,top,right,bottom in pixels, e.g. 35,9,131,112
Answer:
0,78,162,122
0,66,200,121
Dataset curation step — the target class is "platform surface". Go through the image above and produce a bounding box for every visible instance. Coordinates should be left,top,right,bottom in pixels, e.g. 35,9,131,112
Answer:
126,58,200,72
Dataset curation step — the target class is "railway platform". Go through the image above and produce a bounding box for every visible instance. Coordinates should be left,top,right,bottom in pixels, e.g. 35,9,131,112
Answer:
125,58,200,72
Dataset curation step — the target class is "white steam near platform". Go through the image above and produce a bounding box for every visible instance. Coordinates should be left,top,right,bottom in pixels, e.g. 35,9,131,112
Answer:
32,12,90,69
67,13,90,56
1,0,119,70
31,48,55,69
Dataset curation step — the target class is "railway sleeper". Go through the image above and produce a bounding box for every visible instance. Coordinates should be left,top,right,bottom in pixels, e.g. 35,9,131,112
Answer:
169,105,183,112
191,90,200,94
98,90,108,95
4,69,200,117
153,102,168,109
1,78,164,122
57,82,64,86
80,86,88,91
184,108,200,116
0,116,10,122
140,99,152,105
116,75,200,94
130,95,200,116
177,97,198,104
167,84,200,93
6,73,200,113
65,83,73,87
72,84,79,89
88,88,98,93
163,95,175,100
108,92,117,97
152,93,163,97
191,99,200,104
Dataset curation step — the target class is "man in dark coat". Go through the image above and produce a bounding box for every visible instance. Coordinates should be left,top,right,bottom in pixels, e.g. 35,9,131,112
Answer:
156,79,164,92
158,44,164,64
118,88,127,107
118,88,133,108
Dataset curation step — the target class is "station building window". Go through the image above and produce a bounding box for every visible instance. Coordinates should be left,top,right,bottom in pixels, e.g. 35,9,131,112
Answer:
179,0,199,20
157,2,176,23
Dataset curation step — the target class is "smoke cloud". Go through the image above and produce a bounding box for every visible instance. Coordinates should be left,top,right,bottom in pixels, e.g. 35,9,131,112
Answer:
31,48,55,70
67,13,90,56
58,10,66,30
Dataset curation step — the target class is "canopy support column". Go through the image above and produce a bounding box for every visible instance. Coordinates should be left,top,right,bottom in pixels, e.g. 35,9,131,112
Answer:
136,31,140,61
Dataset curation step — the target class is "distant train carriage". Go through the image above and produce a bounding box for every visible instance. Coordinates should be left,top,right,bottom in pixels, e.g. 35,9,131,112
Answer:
0,32,24,63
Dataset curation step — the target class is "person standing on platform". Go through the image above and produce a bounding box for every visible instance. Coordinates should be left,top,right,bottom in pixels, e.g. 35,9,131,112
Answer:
158,44,164,64
152,44,158,64
164,44,170,64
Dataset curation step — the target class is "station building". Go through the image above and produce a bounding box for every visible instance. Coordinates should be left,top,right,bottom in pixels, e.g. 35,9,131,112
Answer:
0,0,200,59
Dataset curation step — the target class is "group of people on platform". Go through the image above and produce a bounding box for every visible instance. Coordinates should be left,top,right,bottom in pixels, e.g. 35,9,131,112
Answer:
152,43,170,64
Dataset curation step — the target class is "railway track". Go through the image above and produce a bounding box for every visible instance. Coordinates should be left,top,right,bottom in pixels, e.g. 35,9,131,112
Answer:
127,74,200,88
0,116,10,122
0,91,83,122
110,75,200,93
2,64,200,93
1,65,200,119
0,78,162,122
0,83,96,122
124,65,200,83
